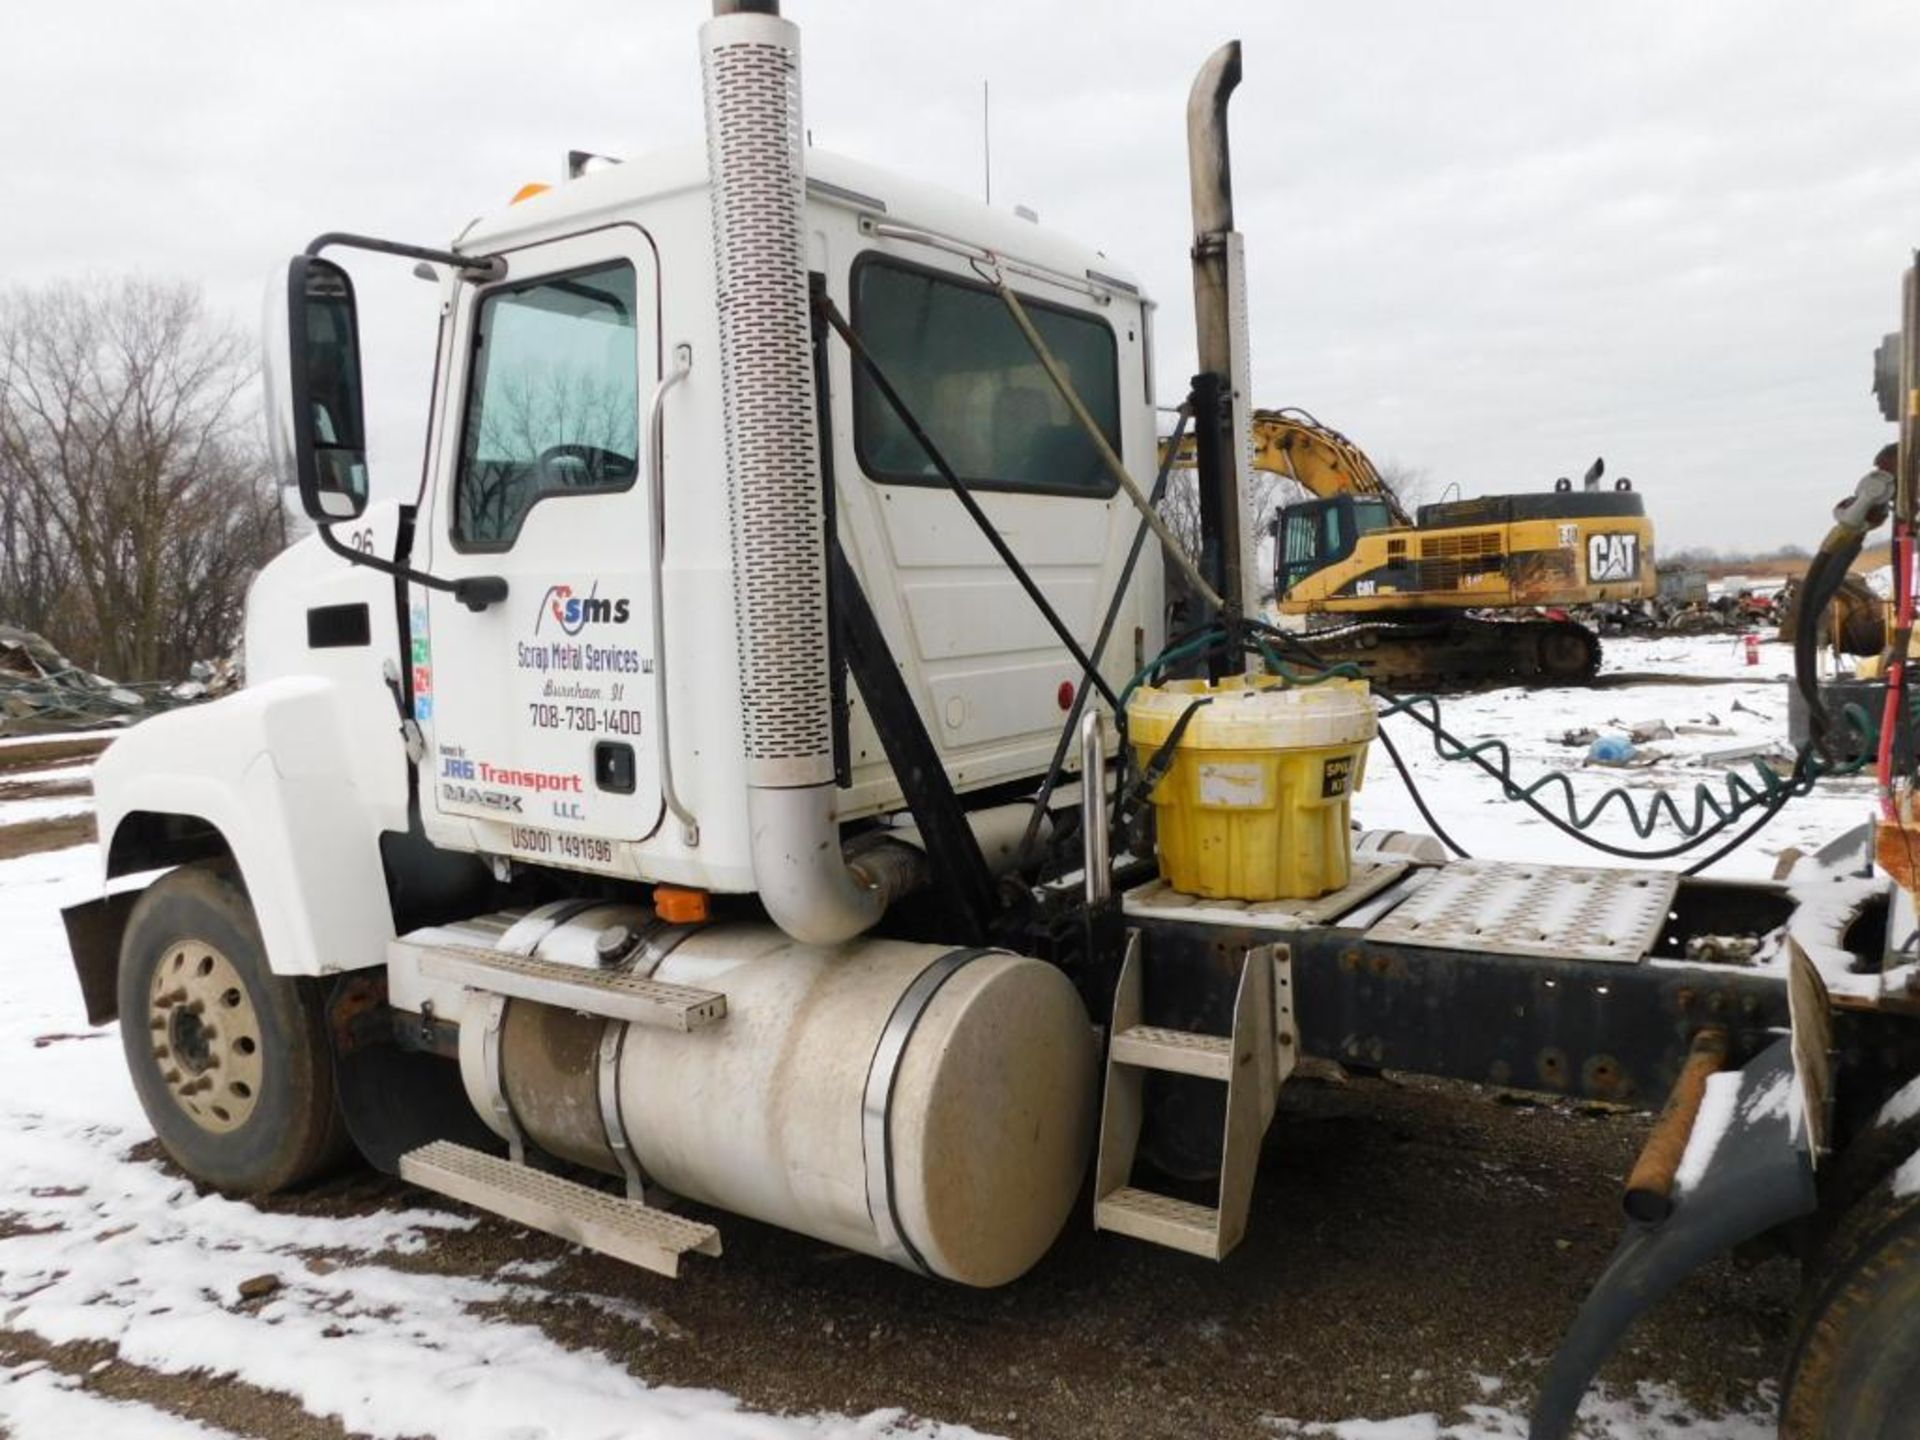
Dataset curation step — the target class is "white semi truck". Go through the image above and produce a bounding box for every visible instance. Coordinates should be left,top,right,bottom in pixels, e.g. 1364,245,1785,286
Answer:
58,4,1920,1434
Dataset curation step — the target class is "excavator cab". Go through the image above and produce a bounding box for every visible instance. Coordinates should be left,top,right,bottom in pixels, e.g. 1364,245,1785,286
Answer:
1273,495,1397,596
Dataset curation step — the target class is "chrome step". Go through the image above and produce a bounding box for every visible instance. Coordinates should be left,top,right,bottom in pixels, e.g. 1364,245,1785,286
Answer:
418,943,726,1030
1109,1024,1234,1081
399,1140,721,1278
1094,1186,1223,1259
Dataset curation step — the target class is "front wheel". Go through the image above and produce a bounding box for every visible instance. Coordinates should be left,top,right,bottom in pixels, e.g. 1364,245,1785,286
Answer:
118,862,351,1194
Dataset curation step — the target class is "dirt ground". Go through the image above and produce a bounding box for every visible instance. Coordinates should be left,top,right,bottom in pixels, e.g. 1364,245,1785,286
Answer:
5,1071,1794,1440
0,738,100,860
0,735,1795,1438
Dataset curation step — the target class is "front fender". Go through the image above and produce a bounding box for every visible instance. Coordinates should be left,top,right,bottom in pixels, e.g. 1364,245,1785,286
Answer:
92,676,396,978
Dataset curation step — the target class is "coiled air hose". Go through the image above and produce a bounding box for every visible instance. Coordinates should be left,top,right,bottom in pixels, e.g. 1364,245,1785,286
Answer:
1113,603,1871,878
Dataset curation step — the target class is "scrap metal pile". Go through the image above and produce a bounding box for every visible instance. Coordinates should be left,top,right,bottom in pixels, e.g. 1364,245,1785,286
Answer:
0,625,238,736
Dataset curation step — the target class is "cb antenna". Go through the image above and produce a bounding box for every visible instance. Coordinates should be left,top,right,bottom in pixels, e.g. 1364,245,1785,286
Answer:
983,79,992,204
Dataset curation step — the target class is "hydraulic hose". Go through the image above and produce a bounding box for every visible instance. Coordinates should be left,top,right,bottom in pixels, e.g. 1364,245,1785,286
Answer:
1797,466,1896,760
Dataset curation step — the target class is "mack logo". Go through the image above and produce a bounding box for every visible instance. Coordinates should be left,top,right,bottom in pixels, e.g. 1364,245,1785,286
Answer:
440,783,523,814
537,583,631,636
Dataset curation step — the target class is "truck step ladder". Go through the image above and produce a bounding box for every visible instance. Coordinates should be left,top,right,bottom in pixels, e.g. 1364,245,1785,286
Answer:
1093,933,1294,1260
416,943,727,1030
399,1139,721,1278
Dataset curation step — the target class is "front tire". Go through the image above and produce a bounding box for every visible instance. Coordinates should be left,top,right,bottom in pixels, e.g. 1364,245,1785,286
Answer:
117,862,350,1194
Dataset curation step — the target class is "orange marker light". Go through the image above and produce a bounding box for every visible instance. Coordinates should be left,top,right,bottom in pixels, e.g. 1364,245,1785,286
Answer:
654,885,710,924
510,182,551,205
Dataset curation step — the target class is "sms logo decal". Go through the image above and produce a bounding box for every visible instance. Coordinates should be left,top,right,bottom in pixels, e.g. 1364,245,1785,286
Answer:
537,583,631,636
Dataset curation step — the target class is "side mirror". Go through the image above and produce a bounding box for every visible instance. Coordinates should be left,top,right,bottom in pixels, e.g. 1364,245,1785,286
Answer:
284,256,369,522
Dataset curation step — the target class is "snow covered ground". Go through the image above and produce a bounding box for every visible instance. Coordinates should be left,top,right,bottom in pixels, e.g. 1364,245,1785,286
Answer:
0,636,1865,1437
1355,633,1868,880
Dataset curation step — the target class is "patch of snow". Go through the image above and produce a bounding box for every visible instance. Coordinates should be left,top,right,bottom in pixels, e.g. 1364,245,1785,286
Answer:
1360,635,1874,883
0,763,97,785
1769,861,1888,1000
492,1256,562,1280
1675,1072,1743,1195
1261,1380,1775,1439
0,1361,243,1438
1877,1074,1920,1130
1743,1070,1794,1126
0,794,95,826
1897,1149,1920,1199
0,842,988,1440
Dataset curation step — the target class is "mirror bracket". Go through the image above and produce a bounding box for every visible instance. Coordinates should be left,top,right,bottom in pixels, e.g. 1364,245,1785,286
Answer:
304,232,507,282
286,233,511,609
317,525,508,612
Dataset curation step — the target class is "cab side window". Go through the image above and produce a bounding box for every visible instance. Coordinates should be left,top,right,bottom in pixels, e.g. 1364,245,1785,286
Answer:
851,257,1120,497
454,261,640,549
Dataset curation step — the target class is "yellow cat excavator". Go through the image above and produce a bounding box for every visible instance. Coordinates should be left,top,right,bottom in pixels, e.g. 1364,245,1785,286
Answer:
1163,408,1657,685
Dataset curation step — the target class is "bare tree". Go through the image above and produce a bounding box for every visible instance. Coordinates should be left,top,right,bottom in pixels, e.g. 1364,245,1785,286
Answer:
1376,459,1434,512
0,277,285,680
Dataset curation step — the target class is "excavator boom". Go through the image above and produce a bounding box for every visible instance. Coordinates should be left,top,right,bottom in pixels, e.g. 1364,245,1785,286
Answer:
1160,407,1413,524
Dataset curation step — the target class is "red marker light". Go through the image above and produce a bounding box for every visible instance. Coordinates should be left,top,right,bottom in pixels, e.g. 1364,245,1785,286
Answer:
1057,681,1075,711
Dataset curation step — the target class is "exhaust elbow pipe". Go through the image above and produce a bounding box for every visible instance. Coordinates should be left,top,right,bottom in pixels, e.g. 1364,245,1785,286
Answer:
1186,40,1242,296
1185,40,1259,626
702,0,882,946
747,789,884,946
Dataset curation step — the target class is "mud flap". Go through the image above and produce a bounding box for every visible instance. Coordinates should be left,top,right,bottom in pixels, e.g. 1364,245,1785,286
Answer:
1528,1035,1816,1440
327,975,502,1174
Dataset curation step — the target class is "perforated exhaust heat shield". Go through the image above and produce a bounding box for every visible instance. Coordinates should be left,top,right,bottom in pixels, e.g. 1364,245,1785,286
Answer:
700,6,883,944
701,9,833,790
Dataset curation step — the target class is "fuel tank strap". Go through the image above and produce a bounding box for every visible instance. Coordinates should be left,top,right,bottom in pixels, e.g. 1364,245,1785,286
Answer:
861,946,995,1275
496,898,605,957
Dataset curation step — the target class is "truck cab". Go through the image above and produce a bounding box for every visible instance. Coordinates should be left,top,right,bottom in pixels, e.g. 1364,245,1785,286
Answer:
197,145,1165,927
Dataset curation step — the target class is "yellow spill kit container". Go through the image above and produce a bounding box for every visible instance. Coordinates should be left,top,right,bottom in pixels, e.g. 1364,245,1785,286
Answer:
1126,675,1376,901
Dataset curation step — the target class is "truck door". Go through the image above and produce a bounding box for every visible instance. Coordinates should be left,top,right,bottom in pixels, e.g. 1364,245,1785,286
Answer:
416,228,663,852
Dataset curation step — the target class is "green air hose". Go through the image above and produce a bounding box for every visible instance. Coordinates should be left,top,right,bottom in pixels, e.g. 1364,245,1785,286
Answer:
1116,619,1866,871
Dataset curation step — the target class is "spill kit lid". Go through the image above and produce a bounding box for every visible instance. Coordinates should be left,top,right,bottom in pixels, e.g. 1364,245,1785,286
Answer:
1126,675,1377,750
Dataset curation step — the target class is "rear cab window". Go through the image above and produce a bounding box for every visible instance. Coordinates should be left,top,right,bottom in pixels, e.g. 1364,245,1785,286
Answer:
851,256,1120,497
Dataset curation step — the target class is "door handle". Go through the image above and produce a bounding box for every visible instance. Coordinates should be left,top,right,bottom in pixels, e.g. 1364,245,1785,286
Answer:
648,344,697,845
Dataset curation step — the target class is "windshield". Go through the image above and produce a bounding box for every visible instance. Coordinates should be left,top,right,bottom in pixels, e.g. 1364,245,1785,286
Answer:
1350,499,1396,534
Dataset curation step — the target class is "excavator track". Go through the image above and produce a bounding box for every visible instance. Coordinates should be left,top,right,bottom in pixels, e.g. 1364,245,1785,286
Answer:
1280,614,1602,691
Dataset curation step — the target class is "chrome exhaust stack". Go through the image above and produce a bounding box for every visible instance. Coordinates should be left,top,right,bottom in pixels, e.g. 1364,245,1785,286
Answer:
1186,42,1261,624
700,1,883,944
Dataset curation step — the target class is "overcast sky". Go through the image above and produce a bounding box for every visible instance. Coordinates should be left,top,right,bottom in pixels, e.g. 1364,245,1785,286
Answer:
5,0,1917,553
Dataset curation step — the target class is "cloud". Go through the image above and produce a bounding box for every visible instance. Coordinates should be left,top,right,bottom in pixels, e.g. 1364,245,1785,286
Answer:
5,0,1915,551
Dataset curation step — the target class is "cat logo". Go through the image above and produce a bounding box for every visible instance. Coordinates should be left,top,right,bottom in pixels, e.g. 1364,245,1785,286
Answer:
1587,533,1639,583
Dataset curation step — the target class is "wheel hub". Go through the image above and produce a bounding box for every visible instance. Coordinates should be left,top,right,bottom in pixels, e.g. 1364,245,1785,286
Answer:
146,940,264,1134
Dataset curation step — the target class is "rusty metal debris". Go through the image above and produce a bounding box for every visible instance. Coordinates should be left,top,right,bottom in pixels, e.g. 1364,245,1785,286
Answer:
0,625,239,736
